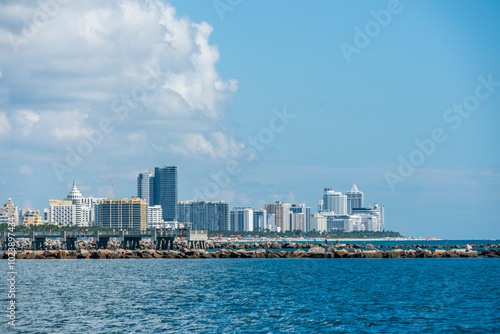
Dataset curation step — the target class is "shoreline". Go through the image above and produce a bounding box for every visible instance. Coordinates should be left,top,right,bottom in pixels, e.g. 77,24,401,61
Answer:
210,237,443,242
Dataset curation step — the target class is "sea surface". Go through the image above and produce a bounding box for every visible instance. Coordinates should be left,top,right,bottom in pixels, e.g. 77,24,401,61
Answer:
1,255,499,333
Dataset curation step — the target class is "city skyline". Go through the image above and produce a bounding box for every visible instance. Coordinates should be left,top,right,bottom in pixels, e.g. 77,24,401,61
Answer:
2,170,384,234
0,0,499,239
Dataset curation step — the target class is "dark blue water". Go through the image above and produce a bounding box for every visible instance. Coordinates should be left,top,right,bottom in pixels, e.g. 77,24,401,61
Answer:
1,258,499,333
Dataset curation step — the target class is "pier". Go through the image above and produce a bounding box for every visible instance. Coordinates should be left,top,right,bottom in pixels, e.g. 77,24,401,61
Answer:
0,229,208,250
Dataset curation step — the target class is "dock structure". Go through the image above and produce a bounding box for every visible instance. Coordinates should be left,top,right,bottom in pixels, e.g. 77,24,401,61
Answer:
0,229,208,250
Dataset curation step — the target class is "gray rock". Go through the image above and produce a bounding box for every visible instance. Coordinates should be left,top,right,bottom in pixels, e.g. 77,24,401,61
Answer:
308,247,325,254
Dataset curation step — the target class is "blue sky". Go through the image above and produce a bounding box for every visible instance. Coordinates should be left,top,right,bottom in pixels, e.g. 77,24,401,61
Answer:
0,0,499,238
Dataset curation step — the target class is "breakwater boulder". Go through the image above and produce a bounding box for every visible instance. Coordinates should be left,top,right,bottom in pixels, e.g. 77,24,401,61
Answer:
4,245,500,259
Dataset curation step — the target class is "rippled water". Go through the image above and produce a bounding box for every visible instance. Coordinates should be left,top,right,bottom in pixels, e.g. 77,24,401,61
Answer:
1,258,499,333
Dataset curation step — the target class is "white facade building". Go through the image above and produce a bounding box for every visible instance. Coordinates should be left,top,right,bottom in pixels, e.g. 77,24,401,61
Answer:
310,213,327,232
322,188,347,215
351,205,384,232
65,181,82,225
147,205,163,228
263,202,290,232
266,214,276,231
230,207,254,232
290,212,306,232
49,200,77,226
0,198,19,226
61,182,104,226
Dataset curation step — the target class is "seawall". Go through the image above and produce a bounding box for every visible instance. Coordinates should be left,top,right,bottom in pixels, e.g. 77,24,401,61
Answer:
2,247,500,259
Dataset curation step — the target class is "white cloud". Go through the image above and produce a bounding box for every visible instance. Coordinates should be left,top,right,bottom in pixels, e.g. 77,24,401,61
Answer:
19,165,33,175
0,0,240,159
48,110,92,140
13,109,40,136
482,170,500,178
168,132,243,160
0,111,11,137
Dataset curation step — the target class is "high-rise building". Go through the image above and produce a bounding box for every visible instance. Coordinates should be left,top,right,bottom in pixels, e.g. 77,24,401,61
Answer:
137,171,153,206
290,204,311,231
253,209,267,230
290,212,306,232
63,182,103,226
147,205,163,228
351,205,384,232
81,197,104,226
263,202,291,232
322,188,347,215
0,198,18,226
266,214,276,231
326,215,354,232
49,200,77,226
346,184,364,215
95,198,147,230
178,200,229,230
230,207,254,232
65,181,82,225
140,166,178,222
376,204,385,230
310,213,327,232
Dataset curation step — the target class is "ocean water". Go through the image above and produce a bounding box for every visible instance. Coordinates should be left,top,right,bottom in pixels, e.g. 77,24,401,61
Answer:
1,258,499,333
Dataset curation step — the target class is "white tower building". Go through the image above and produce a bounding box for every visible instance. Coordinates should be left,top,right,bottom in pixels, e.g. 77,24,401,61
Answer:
230,207,254,232
322,188,347,215
346,184,364,215
49,200,77,226
147,205,164,228
65,181,82,225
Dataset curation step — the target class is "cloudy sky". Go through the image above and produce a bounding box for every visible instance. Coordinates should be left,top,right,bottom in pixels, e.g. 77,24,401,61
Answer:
0,0,499,238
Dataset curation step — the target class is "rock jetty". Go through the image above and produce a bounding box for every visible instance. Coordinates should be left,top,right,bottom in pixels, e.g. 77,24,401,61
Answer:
3,245,500,260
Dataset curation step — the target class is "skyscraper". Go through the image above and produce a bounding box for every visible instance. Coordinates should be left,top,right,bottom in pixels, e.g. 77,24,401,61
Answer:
138,166,178,221
346,184,364,215
65,181,82,225
290,204,311,232
230,207,254,232
152,166,178,221
253,209,267,230
178,200,229,230
137,171,152,206
96,198,147,230
263,201,290,232
322,188,347,215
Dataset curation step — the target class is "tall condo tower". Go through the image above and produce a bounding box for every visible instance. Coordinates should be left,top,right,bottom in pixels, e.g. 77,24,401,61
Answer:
137,171,153,206
346,184,364,215
263,201,291,232
322,188,347,215
152,166,178,222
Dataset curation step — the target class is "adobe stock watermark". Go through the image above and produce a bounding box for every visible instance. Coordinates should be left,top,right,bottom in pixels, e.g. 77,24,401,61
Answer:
193,106,295,201
51,69,162,182
339,0,404,64
6,221,17,326
8,0,69,54
385,74,499,191
213,0,243,21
